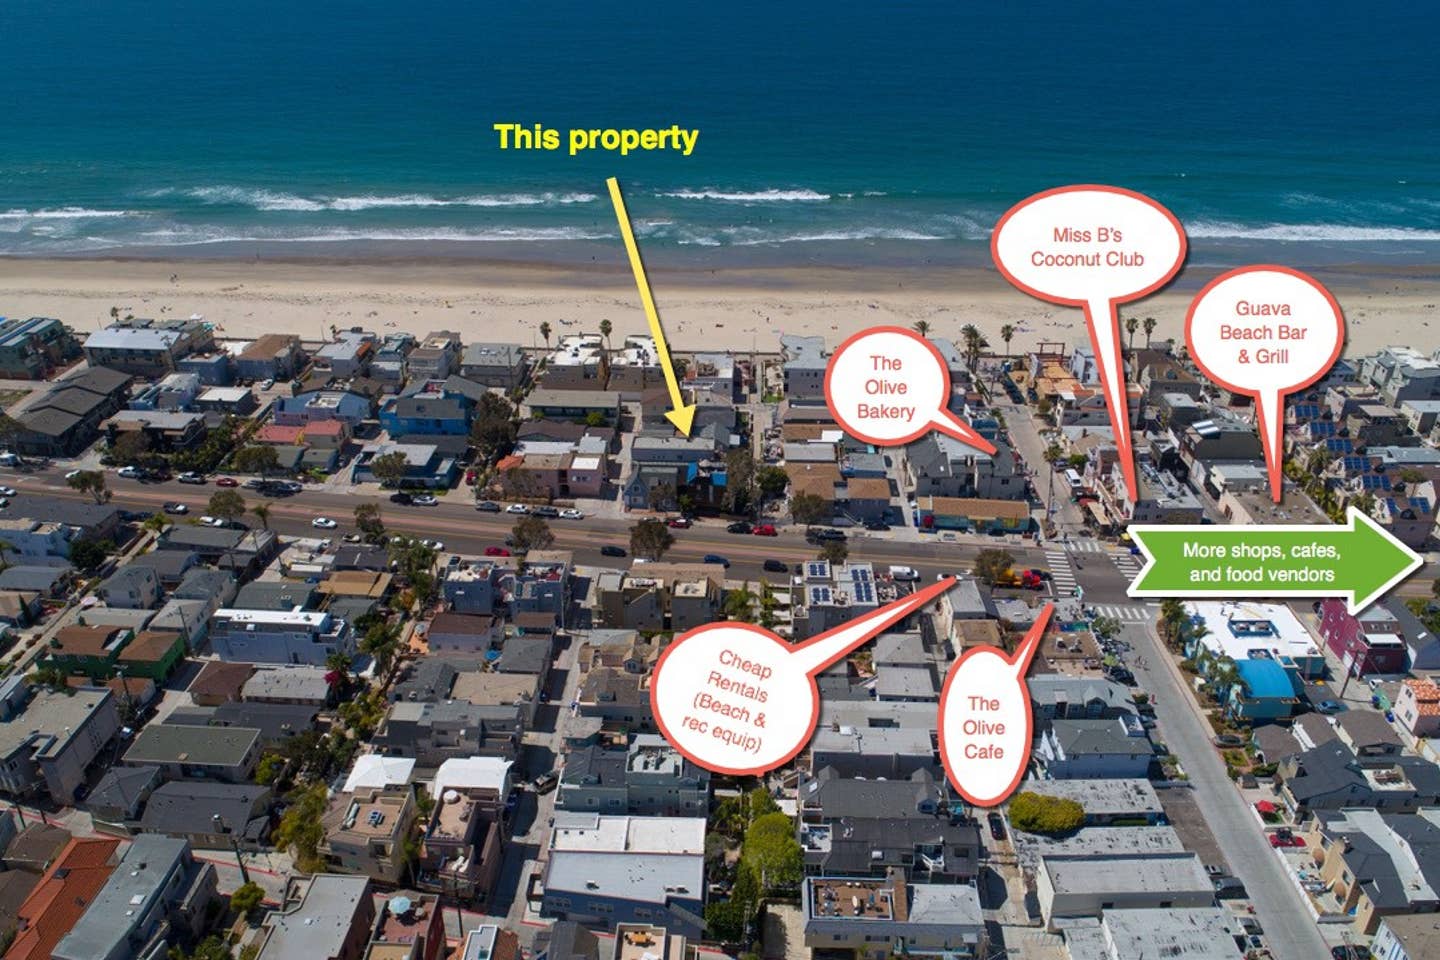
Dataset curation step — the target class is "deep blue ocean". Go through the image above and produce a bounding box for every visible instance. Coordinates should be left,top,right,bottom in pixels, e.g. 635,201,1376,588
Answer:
3,1,1439,265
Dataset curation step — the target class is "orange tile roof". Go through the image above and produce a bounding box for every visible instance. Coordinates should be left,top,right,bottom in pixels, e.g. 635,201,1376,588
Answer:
8,836,120,960
303,419,345,436
1405,678,1440,716
256,424,306,444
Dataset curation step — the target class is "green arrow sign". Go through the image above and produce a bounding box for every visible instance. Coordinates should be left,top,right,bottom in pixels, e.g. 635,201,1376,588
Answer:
1127,507,1422,614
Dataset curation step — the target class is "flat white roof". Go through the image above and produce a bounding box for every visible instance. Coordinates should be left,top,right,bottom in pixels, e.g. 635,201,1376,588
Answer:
1186,600,1321,662
342,754,415,793
432,756,512,796
215,608,330,627
550,812,705,854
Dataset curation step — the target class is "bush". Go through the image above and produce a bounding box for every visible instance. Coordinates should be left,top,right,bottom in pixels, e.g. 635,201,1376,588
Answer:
1008,791,1085,835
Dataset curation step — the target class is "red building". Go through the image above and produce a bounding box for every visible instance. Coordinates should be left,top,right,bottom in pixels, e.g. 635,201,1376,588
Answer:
1318,599,1409,677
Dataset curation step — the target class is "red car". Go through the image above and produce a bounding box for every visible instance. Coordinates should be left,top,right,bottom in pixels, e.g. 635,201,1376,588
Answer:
484,546,511,557
465,469,478,485
214,477,239,487
667,517,692,528
1268,834,1305,848
751,524,777,536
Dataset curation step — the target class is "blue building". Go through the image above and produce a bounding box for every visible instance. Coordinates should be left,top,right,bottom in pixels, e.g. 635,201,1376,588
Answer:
1227,657,1302,723
379,395,468,436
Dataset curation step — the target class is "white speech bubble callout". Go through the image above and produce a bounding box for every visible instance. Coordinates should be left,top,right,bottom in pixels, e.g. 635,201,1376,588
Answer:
1186,266,1344,501
824,327,995,455
651,578,957,775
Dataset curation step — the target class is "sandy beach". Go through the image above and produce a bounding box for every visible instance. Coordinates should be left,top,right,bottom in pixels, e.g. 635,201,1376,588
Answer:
2,256,1439,359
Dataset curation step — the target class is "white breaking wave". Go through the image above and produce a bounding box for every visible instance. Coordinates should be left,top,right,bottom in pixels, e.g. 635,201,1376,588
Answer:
130,225,614,245
1187,220,1440,242
658,188,832,202
179,186,598,211
0,207,136,220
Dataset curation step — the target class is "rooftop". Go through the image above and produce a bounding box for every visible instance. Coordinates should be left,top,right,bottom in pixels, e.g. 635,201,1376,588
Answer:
122,722,259,767
1185,600,1322,663
1040,852,1210,895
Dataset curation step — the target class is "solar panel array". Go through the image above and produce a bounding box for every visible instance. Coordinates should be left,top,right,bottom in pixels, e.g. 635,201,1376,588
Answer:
1325,438,1354,454
1360,474,1392,491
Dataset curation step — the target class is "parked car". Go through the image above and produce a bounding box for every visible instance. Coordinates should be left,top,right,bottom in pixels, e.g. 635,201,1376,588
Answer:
484,546,512,557
751,524,777,536
1315,699,1342,714
163,502,188,514
312,517,338,529
465,468,478,485
864,519,891,531
475,500,501,512
806,527,846,542
726,521,752,534
64,469,82,480
199,515,226,527
506,503,530,514
533,505,560,518
176,471,207,485
532,772,559,794
600,545,627,557
559,508,583,520
1213,877,1248,900
411,494,439,506
389,492,414,505
987,812,1006,841
214,477,239,487
420,539,444,551
0,486,15,498
1213,734,1246,748
702,554,731,568
763,559,789,573
1331,947,1370,960
667,517,692,528
342,533,363,544
242,478,265,489
1268,833,1305,848
117,466,143,479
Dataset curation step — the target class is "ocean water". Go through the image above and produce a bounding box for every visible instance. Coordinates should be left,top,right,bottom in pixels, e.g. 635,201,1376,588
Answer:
3,1,1439,265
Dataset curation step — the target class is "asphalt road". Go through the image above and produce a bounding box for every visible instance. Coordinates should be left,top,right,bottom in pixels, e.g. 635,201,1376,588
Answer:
1124,621,1329,960
10,469,1049,582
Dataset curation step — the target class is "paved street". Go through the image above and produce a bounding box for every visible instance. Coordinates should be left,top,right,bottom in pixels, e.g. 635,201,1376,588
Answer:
1124,620,1329,960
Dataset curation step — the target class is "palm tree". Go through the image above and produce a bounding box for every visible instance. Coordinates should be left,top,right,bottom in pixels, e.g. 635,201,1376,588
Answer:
1159,598,1187,646
599,318,613,350
999,323,1016,359
539,321,552,349
1124,316,1139,352
960,324,987,376
1305,447,1329,477
912,320,931,338
1142,316,1157,349
252,503,271,530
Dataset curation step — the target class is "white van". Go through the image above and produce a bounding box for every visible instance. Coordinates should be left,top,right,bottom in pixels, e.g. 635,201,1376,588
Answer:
1064,468,1085,494
888,565,919,581
0,452,20,467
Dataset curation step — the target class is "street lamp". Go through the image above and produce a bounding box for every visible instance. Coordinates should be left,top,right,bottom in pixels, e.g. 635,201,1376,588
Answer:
212,813,251,886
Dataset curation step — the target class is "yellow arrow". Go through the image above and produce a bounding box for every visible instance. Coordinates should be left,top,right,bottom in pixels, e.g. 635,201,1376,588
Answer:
606,176,696,436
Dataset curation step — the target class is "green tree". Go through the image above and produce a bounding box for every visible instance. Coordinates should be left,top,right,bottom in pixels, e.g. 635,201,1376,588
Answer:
629,518,675,561
584,410,607,428
756,465,789,499
360,620,402,675
789,491,828,525
354,502,386,543
470,393,518,462
912,320,931,337
69,538,114,573
960,324,988,375
168,935,233,960
1090,615,1121,641
818,540,848,565
251,502,271,530
67,469,109,504
539,321,552,348
206,489,246,524
646,481,677,512
0,413,23,447
511,515,555,552
972,548,1015,586
273,783,330,872
325,651,353,692
109,431,151,467
599,317,613,349
254,753,284,786
1008,791,1084,835
1142,315,1158,348
232,444,280,475
1159,597,1188,646
368,451,411,488
999,322,1016,359
229,880,265,919
723,588,756,623
741,811,803,892
1124,315,1139,351
724,448,755,513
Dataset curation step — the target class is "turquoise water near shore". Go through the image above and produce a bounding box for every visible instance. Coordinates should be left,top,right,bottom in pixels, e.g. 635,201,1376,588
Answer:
3,1,1439,264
